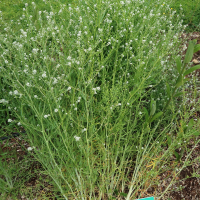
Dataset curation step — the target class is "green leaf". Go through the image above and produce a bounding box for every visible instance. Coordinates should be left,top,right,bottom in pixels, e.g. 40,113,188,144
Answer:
176,77,190,87
175,74,183,87
167,135,172,146
166,82,171,98
173,92,184,98
120,192,127,197
143,107,149,121
176,56,182,74
149,111,163,123
184,39,197,64
193,131,200,136
194,44,200,53
183,78,190,84
188,118,194,127
174,151,181,161
183,65,200,76
150,100,156,116
174,149,184,162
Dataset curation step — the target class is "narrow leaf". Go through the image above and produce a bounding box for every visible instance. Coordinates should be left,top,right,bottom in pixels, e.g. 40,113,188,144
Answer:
188,118,194,127
193,131,200,136
180,149,184,158
173,92,184,98
174,151,181,161
143,107,149,121
149,111,163,123
184,39,197,64
166,82,171,98
183,78,190,84
120,192,128,197
167,135,172,146
183,64,200,76
175,75,183,87
194,44,200,53
176,56,182,74
150,100,156,116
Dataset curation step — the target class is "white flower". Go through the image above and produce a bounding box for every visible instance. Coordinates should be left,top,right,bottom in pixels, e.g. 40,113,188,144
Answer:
9,91,13,95
42,72,47,78
74,135,81,141
139,111,142,115
44,114,50,118
67,87,71,91
17,122,21,126
33,70,37,74
54,109,58,112
27,146,35,151
34,95,38,98
81,128,87,133
8,119,12,122
14,90,19,95
53,78,58,84
96,87,100,90
0,99,8,104
32,48,38,54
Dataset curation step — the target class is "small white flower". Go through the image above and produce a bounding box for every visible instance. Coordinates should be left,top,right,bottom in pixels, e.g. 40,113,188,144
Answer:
54,109,58,112
139,111,142,115
74,135,81,141
32,48,38,54
96,87,100,90
27,146,35,151
14,90,19,95
67,87,71,91
81,128,87,133
34,95,38,98
17,122,21,126
8,119,12,122
26,82,31,87
118,103,121,106
127,103,130,105
42,72,47,78
33,70,37,74
44,114,50,118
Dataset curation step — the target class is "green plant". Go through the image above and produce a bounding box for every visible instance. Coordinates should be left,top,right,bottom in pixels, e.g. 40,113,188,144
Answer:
0,0,200,199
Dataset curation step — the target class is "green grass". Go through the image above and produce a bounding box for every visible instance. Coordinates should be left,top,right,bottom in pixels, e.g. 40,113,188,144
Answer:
0,0,200,199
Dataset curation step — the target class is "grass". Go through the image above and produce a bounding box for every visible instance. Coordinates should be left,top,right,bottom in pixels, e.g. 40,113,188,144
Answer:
0,0,200,199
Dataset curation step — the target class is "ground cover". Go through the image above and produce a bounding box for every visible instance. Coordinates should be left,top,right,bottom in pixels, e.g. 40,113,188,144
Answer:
0,0,200,199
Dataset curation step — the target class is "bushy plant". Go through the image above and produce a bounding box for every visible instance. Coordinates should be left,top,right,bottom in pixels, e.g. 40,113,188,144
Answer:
0,0,200,199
